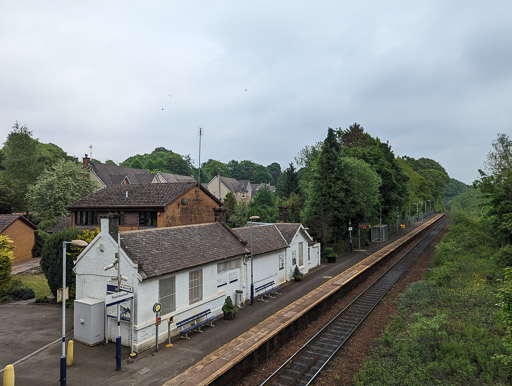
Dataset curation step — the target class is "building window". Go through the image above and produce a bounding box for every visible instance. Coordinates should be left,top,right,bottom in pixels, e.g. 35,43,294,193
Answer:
139,211,157,227
159,276,176,315
75,211,98,226
279,254,284,270
189,269,203,305
299,242,304,266
217,259,241,274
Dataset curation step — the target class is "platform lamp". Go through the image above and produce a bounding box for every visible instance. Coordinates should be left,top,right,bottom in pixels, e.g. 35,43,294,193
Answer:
249,215,260,305
61,239,88,386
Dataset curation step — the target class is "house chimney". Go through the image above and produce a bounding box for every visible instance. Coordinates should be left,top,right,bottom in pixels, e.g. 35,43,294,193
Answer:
83,154,91,169
100,213,120,239
278,205,289,223
213,207,227,224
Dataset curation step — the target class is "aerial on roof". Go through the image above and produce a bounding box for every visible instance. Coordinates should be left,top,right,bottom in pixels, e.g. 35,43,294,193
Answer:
68,182,220,210
0,214,37,232
120,222,248,279
232,224,288,256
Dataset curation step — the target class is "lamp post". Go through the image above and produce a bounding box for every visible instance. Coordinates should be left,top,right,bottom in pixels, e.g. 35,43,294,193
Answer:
61,239,88,386
249,215,260,305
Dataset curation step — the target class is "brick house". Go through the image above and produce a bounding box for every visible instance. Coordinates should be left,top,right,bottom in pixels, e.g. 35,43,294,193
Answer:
0,214,37,263
67,182,223,231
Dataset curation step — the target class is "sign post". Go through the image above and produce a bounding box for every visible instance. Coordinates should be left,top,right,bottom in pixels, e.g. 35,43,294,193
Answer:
153,303,162,352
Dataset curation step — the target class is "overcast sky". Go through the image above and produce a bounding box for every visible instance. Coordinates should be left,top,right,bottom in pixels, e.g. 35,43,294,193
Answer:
1,1,511,184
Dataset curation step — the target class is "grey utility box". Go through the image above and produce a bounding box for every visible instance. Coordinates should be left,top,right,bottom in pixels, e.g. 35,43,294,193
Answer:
74,298,105,346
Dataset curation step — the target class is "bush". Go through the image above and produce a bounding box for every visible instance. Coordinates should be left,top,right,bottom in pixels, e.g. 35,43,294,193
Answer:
0,235,14,296
35,295,49,303
40,228,82,296
11,287,35,300
32,229,49,258
494,245,512,268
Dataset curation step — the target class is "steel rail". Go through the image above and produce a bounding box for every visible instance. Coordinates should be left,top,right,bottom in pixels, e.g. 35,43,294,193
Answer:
261,218,446,386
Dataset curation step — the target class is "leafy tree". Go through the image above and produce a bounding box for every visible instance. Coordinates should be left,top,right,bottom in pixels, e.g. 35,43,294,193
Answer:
276,163,300,198
2,122,41,212
340,123,409,224
0,235,14,296
228,201,249,228
36,142,74,169
26,159,98,222
475,133,512,245
200,159,230,182
40,228,83,296
121,147,193,176
267,162,282,184
105,160,117,166
444,178,470,201
223,191,237,217
303,128,345,247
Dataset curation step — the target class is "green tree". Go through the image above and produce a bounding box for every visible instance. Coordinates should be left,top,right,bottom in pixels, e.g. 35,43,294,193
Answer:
40,228,83,296
228,201,249,228
340,123,409,224
2,122,41,212
0,235,14,296
475,133,512,245
223,191,237,218
200,159,230,183
26,159,98,222
267,162,282,184
303,128,344,247
276,163,300,198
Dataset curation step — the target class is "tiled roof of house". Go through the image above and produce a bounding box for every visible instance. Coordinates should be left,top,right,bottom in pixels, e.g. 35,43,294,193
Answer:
120,223,248,279
90,162,154,186
157,172,195,183
0,214,37,232
48,216,72,233
250,183,276,198
275,223,315,246
68,182,209,210
220,176,250,193
232,224,288,256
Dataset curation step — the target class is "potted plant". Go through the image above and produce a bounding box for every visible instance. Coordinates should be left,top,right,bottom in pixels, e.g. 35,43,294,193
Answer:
325,247,337,263
222,296,237,320
292,266,304,281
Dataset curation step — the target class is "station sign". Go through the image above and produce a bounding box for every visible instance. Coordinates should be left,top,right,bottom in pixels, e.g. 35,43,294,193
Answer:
106,291,134,307
107,284,134,293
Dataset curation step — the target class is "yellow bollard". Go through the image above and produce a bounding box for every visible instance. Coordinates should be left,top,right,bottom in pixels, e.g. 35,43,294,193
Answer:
66,340,74,366
3,364,15,386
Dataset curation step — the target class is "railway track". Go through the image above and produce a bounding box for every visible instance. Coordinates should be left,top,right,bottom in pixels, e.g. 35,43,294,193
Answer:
261,218,446,386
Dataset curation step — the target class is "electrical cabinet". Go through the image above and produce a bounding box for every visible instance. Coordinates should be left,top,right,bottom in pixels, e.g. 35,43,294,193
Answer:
74,298,105,345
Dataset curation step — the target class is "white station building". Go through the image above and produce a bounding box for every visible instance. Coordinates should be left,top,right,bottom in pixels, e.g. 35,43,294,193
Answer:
73,217,320,352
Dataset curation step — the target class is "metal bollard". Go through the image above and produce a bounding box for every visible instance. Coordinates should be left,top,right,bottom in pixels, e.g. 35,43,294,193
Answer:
66,340,74,366
3,364,15,386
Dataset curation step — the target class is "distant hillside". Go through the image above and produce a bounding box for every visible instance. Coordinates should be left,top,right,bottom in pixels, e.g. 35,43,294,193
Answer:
444,178,470,201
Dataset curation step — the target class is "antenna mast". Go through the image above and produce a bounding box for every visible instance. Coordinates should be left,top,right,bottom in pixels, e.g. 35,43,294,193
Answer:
89,144,93,160
198,128,202,187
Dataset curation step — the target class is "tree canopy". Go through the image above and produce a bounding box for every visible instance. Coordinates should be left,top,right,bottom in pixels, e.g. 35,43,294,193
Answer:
26,159,99,222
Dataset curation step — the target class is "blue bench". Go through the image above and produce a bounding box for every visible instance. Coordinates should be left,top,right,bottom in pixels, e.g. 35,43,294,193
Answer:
176,309,216,339
255,281,281,301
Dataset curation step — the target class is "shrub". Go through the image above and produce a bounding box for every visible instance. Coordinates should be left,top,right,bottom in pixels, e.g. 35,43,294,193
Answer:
35,295,49,303
40,228,82,296
494,245,512,268
11,287,35,300
32,229,49,258
0,235,14,296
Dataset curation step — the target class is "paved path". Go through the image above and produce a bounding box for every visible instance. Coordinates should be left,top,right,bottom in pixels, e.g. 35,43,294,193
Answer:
11,258,41,275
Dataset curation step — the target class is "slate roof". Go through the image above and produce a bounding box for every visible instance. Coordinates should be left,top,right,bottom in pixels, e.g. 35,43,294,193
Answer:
232,224,288,256
157,172,195,183
0,214,37,232
90,162,154,186
275,223,315,246
250,183,276,197
220,176,251,193
120,223,248,279
48,216,72,233
68,182,219,210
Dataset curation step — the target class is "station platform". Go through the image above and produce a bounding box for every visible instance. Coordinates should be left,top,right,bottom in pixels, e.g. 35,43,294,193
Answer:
5,216,439,385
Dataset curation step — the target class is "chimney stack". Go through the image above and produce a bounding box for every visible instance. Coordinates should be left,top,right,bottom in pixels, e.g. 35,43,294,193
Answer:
278,205,289,223
100,213,120,239
214,207,227,224
83,154,91,169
